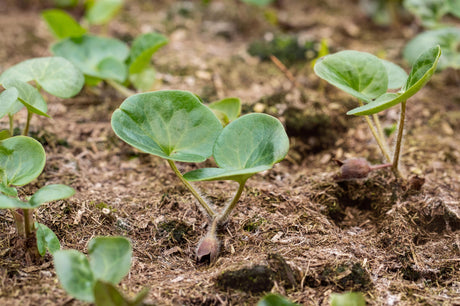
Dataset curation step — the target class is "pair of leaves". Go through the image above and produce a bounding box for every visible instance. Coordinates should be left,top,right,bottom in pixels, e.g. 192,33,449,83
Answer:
51,33,168,90
314,45,441,115
404,27,460,71
53,237,132,303
111,90,289,184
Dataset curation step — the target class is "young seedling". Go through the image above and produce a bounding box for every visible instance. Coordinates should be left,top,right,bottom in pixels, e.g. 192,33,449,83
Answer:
0,56,84,136
0,136,75,259
314,45,441,179
53,236,149,305
404,0,460,29
111,90,289,262
42,9,168,94
208,97,241,126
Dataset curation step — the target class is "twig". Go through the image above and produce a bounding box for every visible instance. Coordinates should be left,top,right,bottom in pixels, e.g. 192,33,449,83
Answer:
269,55,301,88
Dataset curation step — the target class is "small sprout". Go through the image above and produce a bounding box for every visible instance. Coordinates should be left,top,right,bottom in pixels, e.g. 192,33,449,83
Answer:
196,232,220,263
330,291,366,306
85,0,124,26
334,158,392,181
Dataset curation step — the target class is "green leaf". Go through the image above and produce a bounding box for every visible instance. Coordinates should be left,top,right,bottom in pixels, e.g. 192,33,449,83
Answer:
2,79,49,117
128,32,168,75
42,9,86,39
403,0,449,28
314,50,388,103
53,250,95,302
0,57,84,98
447,0,460,17
380,59,408,89
0,87,22,118
129,67,156,92
0,136,46,186
53,0,78,7
0,193,31,209
184,113,289,183
51,35,129,82
35,222,60,256
0,183,18,197
348,45,441,115
88,237,132,285
111,90,223,163
241,0,274,6
330,292,366,306
403,27,460,70
28,184,75,208
85,0,123,25
208,97,241,126
257,294,299,306
93,281,149,306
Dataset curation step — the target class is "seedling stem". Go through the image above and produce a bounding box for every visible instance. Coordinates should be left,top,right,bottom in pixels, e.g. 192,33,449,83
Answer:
392,101,406,176
23,111,32,136
218,181,246,224
9,114,14,136
167,160,216,218
23,209,32,238
106,79,135,98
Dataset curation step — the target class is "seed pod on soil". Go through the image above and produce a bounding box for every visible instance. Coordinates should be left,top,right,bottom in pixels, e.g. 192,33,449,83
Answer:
335,158,392,181
196,232,220,263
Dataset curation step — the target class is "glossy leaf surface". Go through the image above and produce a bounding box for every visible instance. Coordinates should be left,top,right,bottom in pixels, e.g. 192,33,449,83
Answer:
111,90,223,163
54,250,95,302
404,27,460,70
52,35,129,82
88,237,132,285
42,9,86,39
184,113,289,182
29,184,75,208
348,45,441,115
35,222,60,256
0,57,84,98
314,50,388,102
0,136,46,186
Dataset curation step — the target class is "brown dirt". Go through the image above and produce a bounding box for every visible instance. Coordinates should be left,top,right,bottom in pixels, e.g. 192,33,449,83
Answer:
0,0,459,305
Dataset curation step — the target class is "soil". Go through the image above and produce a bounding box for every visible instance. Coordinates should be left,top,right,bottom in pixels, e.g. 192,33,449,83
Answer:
0,0,459,305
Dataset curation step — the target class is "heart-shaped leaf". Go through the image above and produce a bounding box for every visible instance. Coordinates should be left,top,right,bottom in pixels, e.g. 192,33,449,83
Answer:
0,57,84,98
42,9,86,39
88,237,132,285
28,184,75,208
348,45,441,115
0,87,21,118
111,90,223,163
183,113,289,183
208,97,241,126
35,222,61,256
0,193,31,209
54,250,95,302
52,35,129,82
314,50,388,103
2,79,49,117
404,27,460,70
0,136,46,186
85,0,123,25
380,59,408,89
128,32,168,75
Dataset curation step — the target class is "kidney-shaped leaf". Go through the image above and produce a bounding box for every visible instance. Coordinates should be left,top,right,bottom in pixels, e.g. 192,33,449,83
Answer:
42,9,86,39
0,136,46,186
314,50,388,103
88,237,132,285
52,35,129,82
184,113,289,183
111,90,223,163
404,27,460,70
0,57,84,98
0,87,21,118
28,184,75,208
35,222,61,256
348,45,441,116
2,79,49,117
54,250,95,302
